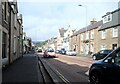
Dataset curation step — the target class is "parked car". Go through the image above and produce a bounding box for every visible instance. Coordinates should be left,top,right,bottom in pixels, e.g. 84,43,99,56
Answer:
92,49,112,60
89,47,120,84
55,50,61,54
43,49,56,58
66,50,77,56
60,49,66,54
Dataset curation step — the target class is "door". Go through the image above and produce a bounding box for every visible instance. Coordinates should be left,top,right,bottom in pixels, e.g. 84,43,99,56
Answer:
112,44,117,50
2,32,8,65
86,43,89,55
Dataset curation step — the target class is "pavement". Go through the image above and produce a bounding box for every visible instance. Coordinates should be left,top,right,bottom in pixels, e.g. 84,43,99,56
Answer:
2,51,44,84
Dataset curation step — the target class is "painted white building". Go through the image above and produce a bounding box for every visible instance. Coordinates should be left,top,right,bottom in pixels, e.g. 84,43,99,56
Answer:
56,26,75,51
63,25,75,51
49,44,55,50
57,28,66,50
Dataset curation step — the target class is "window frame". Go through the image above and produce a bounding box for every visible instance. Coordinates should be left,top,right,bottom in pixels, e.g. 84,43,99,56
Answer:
112,27,118,38
101,30,106,39
90,31,94,39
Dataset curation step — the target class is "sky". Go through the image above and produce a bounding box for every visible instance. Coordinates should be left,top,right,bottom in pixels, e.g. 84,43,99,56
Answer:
16,0,120,41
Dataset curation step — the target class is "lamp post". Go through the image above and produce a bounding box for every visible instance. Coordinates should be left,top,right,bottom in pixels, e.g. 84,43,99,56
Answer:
78,4,88,55
78,4,88,36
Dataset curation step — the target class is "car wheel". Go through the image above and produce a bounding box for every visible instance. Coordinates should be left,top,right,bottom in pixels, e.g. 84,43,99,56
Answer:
90,72,102,84
93,56,96,60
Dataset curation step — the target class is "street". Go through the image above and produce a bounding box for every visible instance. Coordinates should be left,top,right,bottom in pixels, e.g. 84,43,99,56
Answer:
38,53,95,83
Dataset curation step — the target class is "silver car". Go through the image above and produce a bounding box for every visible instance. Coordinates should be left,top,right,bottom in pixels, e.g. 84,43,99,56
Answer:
66,50,77,56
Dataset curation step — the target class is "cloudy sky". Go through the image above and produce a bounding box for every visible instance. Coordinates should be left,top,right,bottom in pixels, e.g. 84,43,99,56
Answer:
16,0,119,41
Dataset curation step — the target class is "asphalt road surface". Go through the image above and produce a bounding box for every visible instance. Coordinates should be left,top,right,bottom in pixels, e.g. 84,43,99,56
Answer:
38,53,95,83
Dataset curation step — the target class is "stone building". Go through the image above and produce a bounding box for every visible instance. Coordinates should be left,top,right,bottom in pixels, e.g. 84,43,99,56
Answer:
1,0,10,65
99,8,120,50
70,19,103,55
23,32,32,54
1,0,23,66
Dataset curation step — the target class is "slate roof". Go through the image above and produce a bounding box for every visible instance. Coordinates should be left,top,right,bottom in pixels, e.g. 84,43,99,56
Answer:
59,28,67,37
99,8,120,31
71,20,103,37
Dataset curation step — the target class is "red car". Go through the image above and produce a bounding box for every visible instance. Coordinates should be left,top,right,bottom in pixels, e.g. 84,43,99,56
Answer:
43,49,56,58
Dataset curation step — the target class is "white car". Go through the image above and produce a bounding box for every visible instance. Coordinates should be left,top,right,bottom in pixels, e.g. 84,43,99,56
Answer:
43,49,56,58
66,50,77,56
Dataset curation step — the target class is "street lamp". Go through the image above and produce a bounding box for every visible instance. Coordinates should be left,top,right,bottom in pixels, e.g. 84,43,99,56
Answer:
78,4,88,55
78,4,88,39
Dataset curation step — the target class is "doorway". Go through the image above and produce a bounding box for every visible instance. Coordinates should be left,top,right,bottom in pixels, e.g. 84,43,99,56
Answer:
112,44,117,50
86,43,89,55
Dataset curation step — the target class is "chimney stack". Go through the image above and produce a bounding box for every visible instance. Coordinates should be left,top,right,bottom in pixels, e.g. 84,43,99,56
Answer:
90,18,97,25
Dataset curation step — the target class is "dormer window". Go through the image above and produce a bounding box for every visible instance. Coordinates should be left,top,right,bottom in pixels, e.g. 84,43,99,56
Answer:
103,14,112,23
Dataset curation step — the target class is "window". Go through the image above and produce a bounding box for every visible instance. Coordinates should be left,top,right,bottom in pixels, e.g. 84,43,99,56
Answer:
104,48,120,64
14,36,17,53
90,31,94,39
112,27,118,37
68,34,70,37
102,30,106,39
2,2,8,21
115,50,120,63
14,14,17,28
99,50,104,54
86,32,89,40
104,50,112,54
90,44,94,52
103,14,112,23
4,2,7,21
2,32,7,59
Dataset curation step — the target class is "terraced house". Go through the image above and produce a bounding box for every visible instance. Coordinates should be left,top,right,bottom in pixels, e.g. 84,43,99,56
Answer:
57,26,75,51
70,19,103,56
1,0,10,66
57,28,67,50
70,6,120,56
44,37,57,51
1,0,23,66
99,7,120,50
23,32,32,54
62,25,75,51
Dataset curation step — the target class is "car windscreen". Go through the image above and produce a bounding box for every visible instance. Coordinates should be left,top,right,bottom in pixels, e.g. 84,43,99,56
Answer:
48,50,54,52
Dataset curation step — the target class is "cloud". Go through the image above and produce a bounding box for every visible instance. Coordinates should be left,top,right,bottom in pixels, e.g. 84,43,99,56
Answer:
26,24,59,41
19,1,119,41
17,0,120,3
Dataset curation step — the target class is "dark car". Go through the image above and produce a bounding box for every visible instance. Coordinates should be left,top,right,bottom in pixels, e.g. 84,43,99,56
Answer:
38,49,42,52
89,47,120,84
92,49,112,60
60,48,66,54
55,50,61,54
